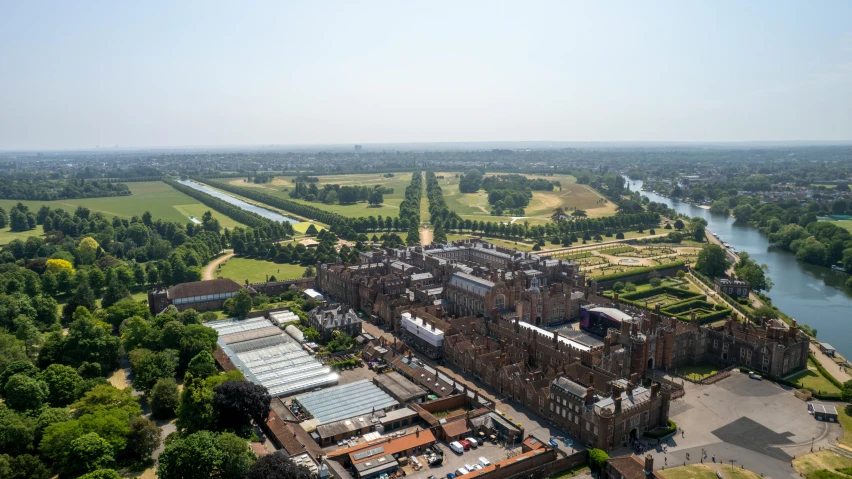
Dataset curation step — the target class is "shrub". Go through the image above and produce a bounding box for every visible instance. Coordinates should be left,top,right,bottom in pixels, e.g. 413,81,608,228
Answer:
649,278,662,287
588,448,610,472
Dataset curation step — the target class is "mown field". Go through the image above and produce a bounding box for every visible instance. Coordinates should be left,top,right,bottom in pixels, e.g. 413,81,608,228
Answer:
213,257,309,284
434,172,616,226
218,173,419,219
0,181,246,242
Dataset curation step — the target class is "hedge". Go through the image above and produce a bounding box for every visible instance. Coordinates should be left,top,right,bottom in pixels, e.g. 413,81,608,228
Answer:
644,420,677,439
595,261,686,283
620,285,702,303
661,299,716,315
809,353,845,390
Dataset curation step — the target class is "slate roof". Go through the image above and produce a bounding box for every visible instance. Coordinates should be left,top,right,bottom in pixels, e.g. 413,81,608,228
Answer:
168,278,243,299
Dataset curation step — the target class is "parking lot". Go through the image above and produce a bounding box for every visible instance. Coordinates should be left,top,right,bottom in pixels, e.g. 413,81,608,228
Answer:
637,372,842,479
404,441,521,478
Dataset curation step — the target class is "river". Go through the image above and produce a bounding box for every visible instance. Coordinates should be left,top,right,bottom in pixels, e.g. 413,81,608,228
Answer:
629,178,852,358
176,180,295,224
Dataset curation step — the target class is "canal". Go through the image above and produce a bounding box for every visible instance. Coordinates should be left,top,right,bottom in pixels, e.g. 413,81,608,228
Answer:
176,179,295,224
629,178,852,358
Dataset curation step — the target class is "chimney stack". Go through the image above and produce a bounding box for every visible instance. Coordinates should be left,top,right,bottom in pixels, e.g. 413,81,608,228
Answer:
645,454,654,474
585,387,595,406
614,396,622,414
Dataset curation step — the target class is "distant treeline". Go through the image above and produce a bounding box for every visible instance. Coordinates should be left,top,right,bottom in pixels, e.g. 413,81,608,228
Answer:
289,182,390,205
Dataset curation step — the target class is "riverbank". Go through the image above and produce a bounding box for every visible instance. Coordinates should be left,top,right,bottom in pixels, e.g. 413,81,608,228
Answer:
629,177,852,358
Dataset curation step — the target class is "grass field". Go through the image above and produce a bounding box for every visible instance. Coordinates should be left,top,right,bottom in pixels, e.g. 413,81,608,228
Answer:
433,172,616,226
0,181,246,231
824,219,852,234
219,173,418,219
788,359,843,395
794,450,852,478
214,256,308,284
676,364,720,381
0,227,42,246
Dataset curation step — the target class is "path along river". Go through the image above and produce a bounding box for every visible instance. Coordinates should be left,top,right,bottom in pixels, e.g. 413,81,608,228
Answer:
176,180,295,224
630,178,852,358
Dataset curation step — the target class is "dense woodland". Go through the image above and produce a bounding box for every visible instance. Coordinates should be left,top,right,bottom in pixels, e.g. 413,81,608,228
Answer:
0,177,131,201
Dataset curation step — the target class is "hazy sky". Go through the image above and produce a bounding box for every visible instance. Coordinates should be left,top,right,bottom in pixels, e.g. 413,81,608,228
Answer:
1,1,851,149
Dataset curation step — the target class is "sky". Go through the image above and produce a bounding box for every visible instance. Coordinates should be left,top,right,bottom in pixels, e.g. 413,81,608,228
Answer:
1,1,851,150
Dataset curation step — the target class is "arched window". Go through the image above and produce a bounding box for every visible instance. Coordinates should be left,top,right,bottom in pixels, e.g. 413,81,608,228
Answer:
495,294,505,310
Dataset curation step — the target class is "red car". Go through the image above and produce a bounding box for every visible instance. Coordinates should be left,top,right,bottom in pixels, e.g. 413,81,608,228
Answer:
458,439,471,451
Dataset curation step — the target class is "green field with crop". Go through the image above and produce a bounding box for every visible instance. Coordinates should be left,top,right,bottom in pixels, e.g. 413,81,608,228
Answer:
0,181,246,232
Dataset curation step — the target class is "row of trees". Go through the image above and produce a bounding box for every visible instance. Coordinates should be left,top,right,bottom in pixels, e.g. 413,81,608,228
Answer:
425,172,454,244
288,181,388,206
0,178,131,201
398,172,423,245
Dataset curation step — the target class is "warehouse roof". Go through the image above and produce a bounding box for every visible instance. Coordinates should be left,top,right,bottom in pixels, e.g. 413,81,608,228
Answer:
374,372,428,403
294,380,398,425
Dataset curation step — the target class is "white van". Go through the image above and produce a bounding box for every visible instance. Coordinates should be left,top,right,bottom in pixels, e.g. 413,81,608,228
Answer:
479,457,492,467
456,466,470,476
449,441,464,454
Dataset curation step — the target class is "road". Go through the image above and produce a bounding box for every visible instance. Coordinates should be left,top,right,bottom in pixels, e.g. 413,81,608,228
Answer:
202,250,234,280
420,226,433,245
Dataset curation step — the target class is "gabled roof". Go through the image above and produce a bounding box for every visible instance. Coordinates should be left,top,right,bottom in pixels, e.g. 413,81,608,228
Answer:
168,278,243,299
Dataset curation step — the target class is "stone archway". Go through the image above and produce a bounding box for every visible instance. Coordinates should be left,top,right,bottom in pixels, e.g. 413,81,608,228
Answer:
535,316,542,326
630,428,638,440
648,357,655,371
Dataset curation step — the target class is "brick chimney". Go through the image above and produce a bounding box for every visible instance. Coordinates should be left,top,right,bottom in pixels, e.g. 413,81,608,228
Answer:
614,292,619,304
626,382,634,397
645,454,654,474
614,396,622,414
553,331,559,350
630,372,640,386
585,387,595,406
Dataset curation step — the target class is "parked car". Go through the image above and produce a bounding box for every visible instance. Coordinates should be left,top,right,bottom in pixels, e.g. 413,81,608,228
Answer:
465,437,478,449
456,466,470,476
449,442,464,454
474,436,484,446
470,464,484,471
749,372,762,380
446,474,456,479
478,457,491,467
459,439,472,450
431,444,444,456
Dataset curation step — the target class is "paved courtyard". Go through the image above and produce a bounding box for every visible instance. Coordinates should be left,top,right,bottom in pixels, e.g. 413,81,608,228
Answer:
633,372,842,479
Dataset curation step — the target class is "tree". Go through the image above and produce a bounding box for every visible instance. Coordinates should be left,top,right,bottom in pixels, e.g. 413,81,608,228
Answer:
232,289,252,319
0,405,37,455
66,432,115,477
71,384,141,418
695,244,729,278
212,380,271,434
38,364,83,407
588,448,610,472
105,299,149,329
63,283,96,322
624,282,637,292
78,470,122,479
733,204,754,222
101,277,131,309
62,308,121,372
673,219,684,231
302,266,315,278
4,374,48,411
77,237,100,265
734,253,773,292
573,209,587,218
150,378,180,419
752,305,780,319
304,224,318,236
187,351,218,380
368,190,384,206
157,430,255,479
612,282,624,293
129,349,178,393
841,380,852,403
551,207,566,222
649,277,662,287
247,453,314,479
126,416,162,461
0,454,50,479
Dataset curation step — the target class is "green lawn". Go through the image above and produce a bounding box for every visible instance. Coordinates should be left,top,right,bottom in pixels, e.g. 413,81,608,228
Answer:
839,405,852,449
293,222,321,234
445,234,538,252
788,360,843,395
214,257,308,284
676,364,720,381
659,465,720,479
0,181,246,230
214,173,418,220
548,464,590,479
0,227,43,246
434,172,617,224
